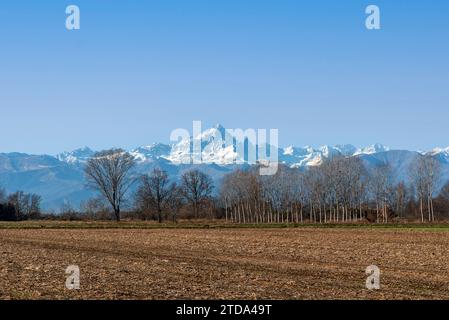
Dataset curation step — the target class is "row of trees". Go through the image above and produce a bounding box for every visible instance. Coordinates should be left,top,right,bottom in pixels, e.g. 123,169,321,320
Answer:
84,149,214,222
134,168,213,222
1,148,444,223
0,188,41,221
82,148,447,223
219,155,443,224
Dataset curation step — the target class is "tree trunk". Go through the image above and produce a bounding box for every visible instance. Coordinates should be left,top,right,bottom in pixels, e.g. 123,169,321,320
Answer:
420,198,424,223
114,206,120,222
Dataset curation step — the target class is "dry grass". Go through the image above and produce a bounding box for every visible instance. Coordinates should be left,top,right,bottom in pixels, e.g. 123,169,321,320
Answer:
1,227,449,300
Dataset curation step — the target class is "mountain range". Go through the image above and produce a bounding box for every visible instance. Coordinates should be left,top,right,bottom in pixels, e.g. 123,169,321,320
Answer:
1,124,449,211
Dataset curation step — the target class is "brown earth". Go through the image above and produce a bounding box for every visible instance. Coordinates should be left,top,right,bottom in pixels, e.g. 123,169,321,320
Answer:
0,227,448,300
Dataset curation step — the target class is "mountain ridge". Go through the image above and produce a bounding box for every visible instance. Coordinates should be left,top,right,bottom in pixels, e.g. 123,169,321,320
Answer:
1,125,448,211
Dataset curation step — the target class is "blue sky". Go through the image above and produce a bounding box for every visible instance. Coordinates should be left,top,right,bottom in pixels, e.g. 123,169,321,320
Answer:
0,0,448,154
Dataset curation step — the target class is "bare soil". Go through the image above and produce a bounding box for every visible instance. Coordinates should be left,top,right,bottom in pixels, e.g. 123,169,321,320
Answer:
0,227,448,300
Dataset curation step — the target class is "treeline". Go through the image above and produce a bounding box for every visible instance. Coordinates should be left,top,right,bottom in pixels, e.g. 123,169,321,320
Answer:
220,155,446,224
78,149,449,223
134,168,214,222
0,189,41,221
2,148,449,223
82,148,215,222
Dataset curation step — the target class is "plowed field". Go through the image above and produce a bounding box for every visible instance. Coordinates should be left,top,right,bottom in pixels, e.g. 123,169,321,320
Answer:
1,227,448,299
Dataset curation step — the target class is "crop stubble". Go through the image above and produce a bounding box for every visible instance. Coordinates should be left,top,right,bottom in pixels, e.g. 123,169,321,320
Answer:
0,228,448,299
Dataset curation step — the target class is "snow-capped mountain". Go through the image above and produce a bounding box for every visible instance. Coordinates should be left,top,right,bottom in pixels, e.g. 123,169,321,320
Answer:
1,124,449,211
130,143,171,162
279,143,389,167
52,125,392,168
57,147,95,164
427,147,449,163
167,124,241,165
354,143,390,156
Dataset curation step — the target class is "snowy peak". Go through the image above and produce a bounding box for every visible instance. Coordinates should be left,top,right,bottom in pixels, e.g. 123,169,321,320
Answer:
354,143,390,156
55,132,392,168
58,143,172,164
428,147,449,155
53,126,391,168
334,144,357,156
318,145,344,158
283,146,314,156
167,123,240,165
130,143,171,162
280,144,387,167
280,146,324,167
427,147,449,162
53,122,392,168
167,128,391,167
56,147,94,164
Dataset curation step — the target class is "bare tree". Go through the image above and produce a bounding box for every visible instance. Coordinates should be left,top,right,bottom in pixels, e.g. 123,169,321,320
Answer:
167,186,184,223
369,164,393,223
7,191,41,220
220,164,307,225
394,182,407,220
7,191,26,219
29,194,42,219
181,169,214,219
59,200,79,220
308,156,366,223
135,168,175,223
85,149,136,221
409,155,440,222
81,197,110,220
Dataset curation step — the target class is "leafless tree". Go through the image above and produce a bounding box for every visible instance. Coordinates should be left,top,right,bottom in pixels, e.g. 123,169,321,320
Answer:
220,173,238,223
307,156,366,223
217,152,445,225
80,197,110,219
220,164,307,225
85,148,136,221
181,169,214,219
369,164,393,223
59,200,79,220
135,168,175,223
167,186,184,223
29,194,42,219
7,191,41,220
394,182,407,219
409,155,440,222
